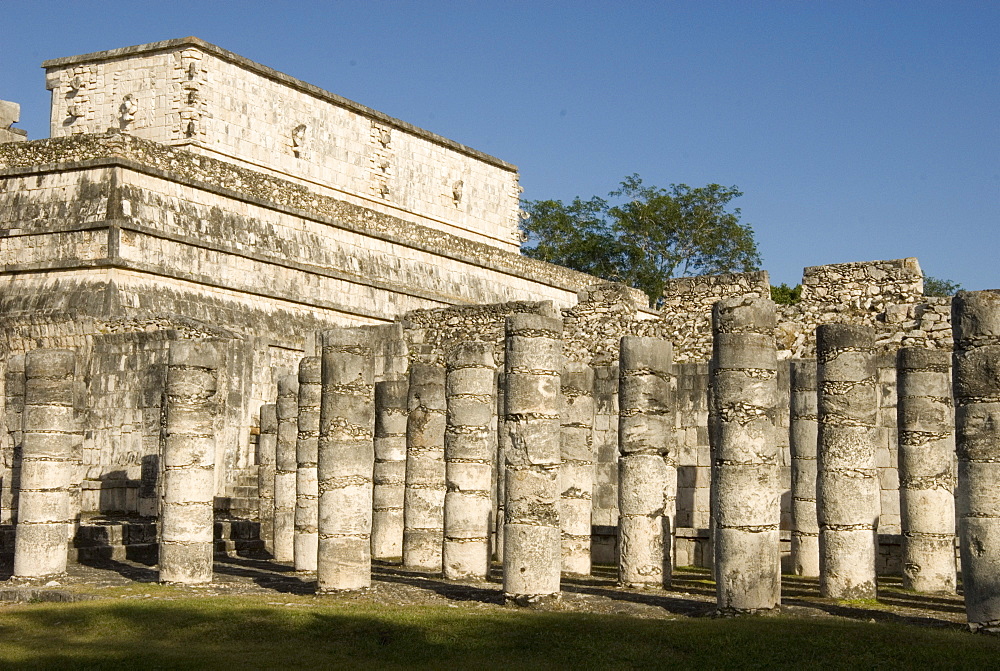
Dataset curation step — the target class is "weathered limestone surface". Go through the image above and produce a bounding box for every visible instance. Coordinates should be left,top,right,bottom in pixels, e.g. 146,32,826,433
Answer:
618,337,674,588
494,371,509,562
952,291,1000,631
257,403,277,554
403,363,447,572
43,38,523,251
2,355,25,525
0,99,26,143
560,362,596,576
816,324,879,599
442,342,496,579
710,298,780,612
317,328,375,591
274,374,299,563
159,340,219,584
373,380,408,560
0,126,592,515
294,356,320,571
503,312,563,605
896,347,956,594
14,349,77,577
790,360,820,577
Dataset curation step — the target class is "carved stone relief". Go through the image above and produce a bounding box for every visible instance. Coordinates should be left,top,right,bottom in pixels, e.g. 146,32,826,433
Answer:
175,49,206,141
62,66,96,133
292,124,308,159
370,121,393,200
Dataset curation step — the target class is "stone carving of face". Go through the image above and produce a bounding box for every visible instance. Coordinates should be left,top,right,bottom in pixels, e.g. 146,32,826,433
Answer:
120,94,138,124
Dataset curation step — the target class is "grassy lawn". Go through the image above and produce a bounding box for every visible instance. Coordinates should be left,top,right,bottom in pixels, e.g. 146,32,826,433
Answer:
0,591,996,669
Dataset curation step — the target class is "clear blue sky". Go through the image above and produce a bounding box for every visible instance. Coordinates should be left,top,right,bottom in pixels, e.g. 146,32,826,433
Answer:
2,1,997,289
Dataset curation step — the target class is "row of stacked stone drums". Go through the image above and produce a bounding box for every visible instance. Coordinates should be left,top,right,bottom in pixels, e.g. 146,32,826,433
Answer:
9,292,1000,633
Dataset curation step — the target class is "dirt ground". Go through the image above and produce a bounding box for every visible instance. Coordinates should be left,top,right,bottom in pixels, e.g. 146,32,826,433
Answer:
0,554,971,631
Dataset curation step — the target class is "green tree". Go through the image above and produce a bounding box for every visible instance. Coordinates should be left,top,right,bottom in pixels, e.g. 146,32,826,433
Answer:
770,283,802,305
923,275,962,297
521,175,761,306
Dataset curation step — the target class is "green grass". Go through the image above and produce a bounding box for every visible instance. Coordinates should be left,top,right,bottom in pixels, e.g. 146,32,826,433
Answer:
0,595,997,669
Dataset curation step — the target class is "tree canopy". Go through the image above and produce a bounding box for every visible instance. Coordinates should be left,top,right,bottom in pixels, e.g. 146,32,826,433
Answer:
923,275,963,297
520,175,761,306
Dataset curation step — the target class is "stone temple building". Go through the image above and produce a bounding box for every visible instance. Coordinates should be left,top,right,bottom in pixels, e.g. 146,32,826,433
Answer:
0,37,620,530
0,38,963,579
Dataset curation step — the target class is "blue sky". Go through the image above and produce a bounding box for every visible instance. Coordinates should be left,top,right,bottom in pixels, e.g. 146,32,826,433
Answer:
2,1,996,289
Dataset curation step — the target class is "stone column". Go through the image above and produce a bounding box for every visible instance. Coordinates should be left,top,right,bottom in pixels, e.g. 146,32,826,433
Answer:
896,347,956,593
503,313,563,605
816,324,878,600
560,362,596,576
790,360,820,577
952,290,1000,631
159,340,219,584
618,336,675,588
14,349,77,578
494,371,508,562
294,356,320,571
257,403,277,555
373,380,408,560
442,342,496,580
317,329,375,592
710,298,780,613
2,354,25,525
274,374,298,563
402,362,447,573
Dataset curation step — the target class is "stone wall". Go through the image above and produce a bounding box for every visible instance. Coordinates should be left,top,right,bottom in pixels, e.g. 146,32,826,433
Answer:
799,257,923,306
0,133,595,325
651,271,771,362
43,37,521,250
0,313,265,520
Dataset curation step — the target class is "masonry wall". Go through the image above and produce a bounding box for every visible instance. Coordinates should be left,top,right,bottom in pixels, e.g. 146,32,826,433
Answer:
43,37,521,251
0,309,268,518
0,134,591,327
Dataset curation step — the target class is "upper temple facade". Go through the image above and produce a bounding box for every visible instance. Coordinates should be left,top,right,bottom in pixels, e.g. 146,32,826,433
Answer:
43,37,522,251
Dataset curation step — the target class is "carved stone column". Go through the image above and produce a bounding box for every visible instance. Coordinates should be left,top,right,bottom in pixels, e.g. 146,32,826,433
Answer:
503,313,563,605
560,362,596,576
373,380,408,560
896,347,955,594
274,374,298,563
711,298,780,613
14,349,77,578
317,329,375,592
790,360,820,577
257,403,277,555
952,291,1000,631
443,342,496,579
159,340,219,584
494,371,509,562
618,336,675,588
294,356,320,571
2,354,25,525
402,363,447,573
817,324,878,600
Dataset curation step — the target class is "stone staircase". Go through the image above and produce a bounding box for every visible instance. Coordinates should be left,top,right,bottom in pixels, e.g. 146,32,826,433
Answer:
216,469,260,520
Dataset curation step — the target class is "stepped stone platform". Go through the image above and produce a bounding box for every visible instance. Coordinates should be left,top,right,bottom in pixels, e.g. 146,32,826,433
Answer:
0,514,266,566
